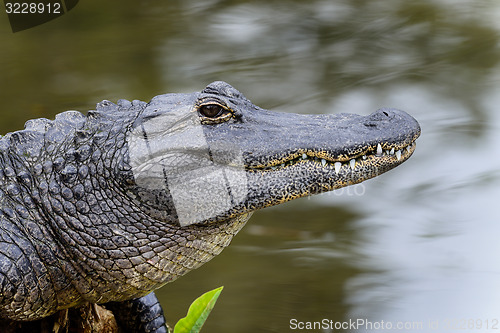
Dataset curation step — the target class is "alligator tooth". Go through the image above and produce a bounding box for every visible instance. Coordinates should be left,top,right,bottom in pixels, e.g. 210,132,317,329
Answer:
302,153,307,160
362,155,367,160
390,147,395,155
334,162,341,174
349,159,356,170
395,150,401,161
271,166,277,170
321,159,326,167
376,143,382,156
406,145,411,152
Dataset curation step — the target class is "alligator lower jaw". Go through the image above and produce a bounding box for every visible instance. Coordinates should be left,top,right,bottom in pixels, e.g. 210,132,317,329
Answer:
246,140,417,174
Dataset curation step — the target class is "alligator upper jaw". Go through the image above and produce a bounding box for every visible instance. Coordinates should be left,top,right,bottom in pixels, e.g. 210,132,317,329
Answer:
240,107,420,176
232,107,421,207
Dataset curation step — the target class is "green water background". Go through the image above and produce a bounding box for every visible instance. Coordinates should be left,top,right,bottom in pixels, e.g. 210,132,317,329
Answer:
1,1,500,332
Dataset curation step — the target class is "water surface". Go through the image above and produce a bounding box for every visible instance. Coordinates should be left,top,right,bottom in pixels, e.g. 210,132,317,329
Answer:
1,1,500,332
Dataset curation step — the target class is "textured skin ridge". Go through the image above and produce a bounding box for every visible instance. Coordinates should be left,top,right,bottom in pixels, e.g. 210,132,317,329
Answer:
0,100,138,320
0,98,251,322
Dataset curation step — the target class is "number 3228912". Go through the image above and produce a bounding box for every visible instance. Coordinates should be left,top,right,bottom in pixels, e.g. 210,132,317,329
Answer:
5,2,62,14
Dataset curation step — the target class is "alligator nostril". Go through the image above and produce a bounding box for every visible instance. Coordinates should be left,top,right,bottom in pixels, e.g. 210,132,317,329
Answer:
369,108,398,121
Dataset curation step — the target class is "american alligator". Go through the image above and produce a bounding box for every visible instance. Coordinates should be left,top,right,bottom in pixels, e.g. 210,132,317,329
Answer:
0,81,420,332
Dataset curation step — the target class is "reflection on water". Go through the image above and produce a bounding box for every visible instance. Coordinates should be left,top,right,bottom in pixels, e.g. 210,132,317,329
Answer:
1,0,500,332
345,101,500,331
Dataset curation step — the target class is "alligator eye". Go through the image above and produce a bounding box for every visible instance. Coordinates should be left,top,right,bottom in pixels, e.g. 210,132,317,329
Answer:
199,104,224,118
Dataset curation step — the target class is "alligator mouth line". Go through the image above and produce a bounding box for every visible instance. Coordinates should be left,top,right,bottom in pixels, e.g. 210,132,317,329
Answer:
247,140,417,173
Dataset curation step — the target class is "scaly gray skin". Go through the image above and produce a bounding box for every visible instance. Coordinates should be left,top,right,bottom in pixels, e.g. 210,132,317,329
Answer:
0,82,420,331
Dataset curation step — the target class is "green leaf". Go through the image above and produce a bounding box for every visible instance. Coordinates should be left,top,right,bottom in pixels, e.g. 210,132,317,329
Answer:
173,286,224,333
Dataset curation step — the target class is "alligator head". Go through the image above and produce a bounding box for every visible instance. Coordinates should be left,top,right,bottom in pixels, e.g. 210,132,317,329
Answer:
0,81,420,322
126,81,420,227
